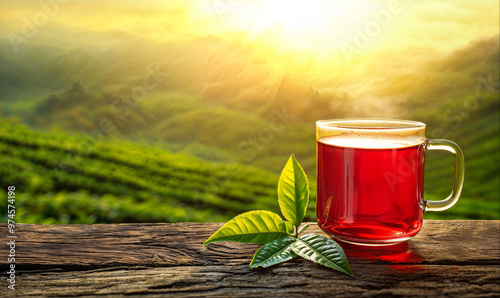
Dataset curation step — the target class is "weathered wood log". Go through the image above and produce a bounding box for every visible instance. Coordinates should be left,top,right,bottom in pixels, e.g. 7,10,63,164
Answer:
1,220,499,297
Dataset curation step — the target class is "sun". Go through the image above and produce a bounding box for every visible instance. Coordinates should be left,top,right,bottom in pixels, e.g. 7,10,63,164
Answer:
247,0,377,55
252,0,341,33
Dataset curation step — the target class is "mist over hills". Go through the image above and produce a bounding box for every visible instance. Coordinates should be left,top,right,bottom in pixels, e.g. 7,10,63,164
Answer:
0,20,497,135
1,23,498,157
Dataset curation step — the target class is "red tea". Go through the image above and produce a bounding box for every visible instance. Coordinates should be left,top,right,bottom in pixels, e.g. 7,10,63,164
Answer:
317,136,426,244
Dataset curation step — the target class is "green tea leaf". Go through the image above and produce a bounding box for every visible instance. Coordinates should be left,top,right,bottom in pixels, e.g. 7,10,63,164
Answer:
297,224,310,234
249,236,297,269
284,221,295,234
278,154,309,228
201,155,353,278
203,210,290,246
291,234,354,277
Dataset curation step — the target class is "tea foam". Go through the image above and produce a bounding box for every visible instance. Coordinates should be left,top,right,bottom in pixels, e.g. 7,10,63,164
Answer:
318,134,425,149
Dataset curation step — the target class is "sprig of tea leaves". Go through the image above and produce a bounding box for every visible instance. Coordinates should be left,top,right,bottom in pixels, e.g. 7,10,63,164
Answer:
203,155,354,277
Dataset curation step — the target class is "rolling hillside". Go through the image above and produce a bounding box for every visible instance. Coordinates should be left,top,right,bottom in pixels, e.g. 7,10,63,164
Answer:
0,120,319,224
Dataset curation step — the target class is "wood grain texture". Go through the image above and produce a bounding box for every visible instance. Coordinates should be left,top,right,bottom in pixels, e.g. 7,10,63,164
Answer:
1,220,499,297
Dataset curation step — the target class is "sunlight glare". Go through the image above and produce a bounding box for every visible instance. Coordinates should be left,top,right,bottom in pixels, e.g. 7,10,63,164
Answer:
248,0,372,53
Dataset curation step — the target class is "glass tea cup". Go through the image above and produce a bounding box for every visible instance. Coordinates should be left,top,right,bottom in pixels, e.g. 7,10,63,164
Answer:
316,119,464,246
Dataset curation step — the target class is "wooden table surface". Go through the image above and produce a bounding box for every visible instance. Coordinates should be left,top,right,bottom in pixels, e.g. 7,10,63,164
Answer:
1,220,499,297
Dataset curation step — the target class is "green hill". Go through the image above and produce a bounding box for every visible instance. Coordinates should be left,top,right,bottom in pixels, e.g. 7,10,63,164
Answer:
0,120,320,224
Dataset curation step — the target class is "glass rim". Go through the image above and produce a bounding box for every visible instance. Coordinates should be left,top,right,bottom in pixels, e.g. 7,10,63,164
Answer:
316,118,426,130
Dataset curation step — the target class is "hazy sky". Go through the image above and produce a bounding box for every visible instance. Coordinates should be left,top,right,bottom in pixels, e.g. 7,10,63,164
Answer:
2,0,498,52
0,0,498,87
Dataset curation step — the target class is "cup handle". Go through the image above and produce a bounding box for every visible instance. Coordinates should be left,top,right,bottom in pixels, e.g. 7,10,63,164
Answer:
424,139,465,212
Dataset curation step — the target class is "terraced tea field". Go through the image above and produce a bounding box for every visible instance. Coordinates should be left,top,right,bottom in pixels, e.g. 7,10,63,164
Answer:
0,121,319,224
